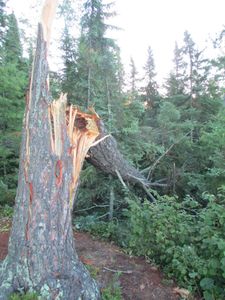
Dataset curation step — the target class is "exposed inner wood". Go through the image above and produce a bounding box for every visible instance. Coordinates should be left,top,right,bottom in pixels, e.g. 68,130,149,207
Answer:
41,0,59,45
49,94,100,208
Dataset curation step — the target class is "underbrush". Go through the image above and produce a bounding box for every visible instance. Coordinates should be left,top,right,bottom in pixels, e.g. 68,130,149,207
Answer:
0,204,14,218
9,292,39,300
76,187,225,300
101,273,123,300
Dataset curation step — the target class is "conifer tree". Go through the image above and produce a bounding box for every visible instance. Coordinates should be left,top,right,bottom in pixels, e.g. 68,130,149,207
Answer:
61,25,77,101
144,46,158,99
212,26,225,99
4,13,23,63
129,57,138,99
0,0,7,43
75,0,122,123
60,0,78,103
166,42,186,96
0,11,27,205
76,0,108,109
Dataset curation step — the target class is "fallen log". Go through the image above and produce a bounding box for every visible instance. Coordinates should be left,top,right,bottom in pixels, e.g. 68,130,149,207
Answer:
87,120,149,187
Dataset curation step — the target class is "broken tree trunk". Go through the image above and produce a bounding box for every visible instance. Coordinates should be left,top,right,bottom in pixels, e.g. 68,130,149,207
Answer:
0,1,100,299
87,120,149,187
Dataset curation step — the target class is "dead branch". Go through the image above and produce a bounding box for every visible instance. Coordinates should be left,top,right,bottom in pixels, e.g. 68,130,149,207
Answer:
143,131,192,181
141,185,157,202
74,204,109,213
115,169,128,190
103,267,133,274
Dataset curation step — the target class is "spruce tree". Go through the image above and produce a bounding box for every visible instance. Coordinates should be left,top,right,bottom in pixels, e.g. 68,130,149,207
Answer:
0,0,7,43
61,25,77,101
143,46,158,100
166,42,186,96
75,0,122,123
129,57,138,99
3,13,23,63
60,0,78,103
0,11,27,205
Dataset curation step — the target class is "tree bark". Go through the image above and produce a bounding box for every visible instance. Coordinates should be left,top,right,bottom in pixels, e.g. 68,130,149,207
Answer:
87,120,149,187
0,1,100,299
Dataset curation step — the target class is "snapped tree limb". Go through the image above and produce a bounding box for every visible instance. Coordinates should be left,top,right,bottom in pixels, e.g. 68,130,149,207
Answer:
87,120,149,187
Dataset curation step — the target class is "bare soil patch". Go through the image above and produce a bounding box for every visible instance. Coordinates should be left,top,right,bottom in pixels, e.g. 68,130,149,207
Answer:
0,219,183,299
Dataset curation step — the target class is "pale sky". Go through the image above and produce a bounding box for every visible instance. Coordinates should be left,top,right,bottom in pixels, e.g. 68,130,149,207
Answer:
108,0,225,83
8,0,225,85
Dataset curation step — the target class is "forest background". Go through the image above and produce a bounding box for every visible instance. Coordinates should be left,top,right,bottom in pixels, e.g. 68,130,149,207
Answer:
0,0,225,299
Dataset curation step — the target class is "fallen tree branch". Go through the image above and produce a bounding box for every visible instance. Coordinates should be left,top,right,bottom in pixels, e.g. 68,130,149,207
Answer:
141,185,157,202
115,169,128,190
96,212,109,219
74,204,109,213
148,182,168,187
103,267,133,274
143,131,192,181
127,173,150,186
147,143,176,180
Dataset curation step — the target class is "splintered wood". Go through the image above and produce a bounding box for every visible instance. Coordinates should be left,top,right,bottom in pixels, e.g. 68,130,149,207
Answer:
49,94,100,208
41,0,58,46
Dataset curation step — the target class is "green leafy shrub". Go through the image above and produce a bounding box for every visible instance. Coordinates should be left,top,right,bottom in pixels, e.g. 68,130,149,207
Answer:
74,216,122,242
0,204,14,217
122,190,225,299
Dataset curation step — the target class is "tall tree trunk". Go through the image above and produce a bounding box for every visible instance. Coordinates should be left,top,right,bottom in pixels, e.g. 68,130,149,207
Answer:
0,1,100,299
87,66,91,109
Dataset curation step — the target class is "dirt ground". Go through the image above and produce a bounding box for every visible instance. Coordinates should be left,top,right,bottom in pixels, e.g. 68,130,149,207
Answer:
0,218,189,300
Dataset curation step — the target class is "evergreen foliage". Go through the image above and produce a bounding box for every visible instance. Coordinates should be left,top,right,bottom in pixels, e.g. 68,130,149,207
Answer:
0,10,28,206
143,46,158,99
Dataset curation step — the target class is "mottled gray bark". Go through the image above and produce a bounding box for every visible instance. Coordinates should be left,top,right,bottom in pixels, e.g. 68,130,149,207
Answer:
0,22,100,300
87,120,149,187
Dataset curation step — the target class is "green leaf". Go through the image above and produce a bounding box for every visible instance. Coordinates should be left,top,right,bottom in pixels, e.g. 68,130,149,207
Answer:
200,278,214,290
189,272,198,278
